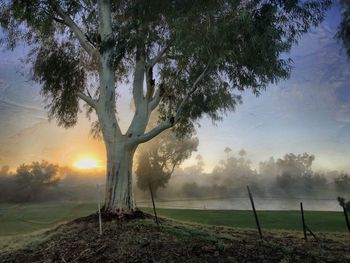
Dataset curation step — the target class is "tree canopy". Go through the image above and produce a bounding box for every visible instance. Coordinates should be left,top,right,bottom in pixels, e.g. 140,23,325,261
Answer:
0,0,332,136
338,0,350,57
0,0,332,211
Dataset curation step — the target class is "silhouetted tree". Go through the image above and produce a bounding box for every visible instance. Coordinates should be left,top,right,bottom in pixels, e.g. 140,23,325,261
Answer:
224,147,232,160
136,129,198,196
211,149,257,188
0,165,15,202
274,153,328,195
334,173,350,192
136,125,197,221
14,161,60,202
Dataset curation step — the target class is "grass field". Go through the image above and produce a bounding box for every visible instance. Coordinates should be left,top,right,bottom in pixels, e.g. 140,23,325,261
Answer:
0,202,348,236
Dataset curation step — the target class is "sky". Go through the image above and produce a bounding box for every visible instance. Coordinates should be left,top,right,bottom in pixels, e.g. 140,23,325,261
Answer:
0,4,350,173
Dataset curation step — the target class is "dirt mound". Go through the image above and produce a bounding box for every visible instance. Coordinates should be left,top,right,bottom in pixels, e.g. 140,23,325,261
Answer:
1,214,349,263
70,209,150,224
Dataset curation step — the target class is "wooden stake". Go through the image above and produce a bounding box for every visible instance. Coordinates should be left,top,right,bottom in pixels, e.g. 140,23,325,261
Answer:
247,186,262,239
342,205,350,233
97,184,102,235
300,202,307,240
300,202,319,241
149,185,159,225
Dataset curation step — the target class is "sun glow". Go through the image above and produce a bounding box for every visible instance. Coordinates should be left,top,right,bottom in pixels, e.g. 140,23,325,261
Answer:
74,157,99,169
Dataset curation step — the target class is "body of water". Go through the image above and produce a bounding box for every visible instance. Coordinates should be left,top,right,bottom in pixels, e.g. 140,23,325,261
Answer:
137,197,342,211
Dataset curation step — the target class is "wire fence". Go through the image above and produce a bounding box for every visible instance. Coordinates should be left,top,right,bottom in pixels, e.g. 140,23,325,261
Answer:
1,190,349,236
133,191,349,211
1,182,348,212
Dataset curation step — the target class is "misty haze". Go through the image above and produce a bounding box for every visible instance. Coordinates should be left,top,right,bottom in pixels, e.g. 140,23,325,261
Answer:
0,0,349,262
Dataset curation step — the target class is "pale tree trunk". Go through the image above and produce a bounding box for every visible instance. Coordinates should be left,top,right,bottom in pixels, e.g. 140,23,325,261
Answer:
95,0,138,214
103,142,137,213
51,0,207,215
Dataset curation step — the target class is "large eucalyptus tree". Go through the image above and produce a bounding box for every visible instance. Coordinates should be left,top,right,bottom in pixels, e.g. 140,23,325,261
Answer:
0,0,331,214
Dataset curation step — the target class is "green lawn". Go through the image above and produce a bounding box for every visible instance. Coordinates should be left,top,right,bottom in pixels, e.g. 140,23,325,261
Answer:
142,208,348,233
0,202,95,236
0,203,348,236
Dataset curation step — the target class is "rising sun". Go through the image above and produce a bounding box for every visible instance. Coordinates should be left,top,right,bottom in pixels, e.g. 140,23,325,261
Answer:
74,157,99,170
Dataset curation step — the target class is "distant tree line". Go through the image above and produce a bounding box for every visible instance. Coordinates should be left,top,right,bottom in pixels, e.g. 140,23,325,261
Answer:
0,161,59,202
172,150,350,199
1,150,349,203
0,162,105,203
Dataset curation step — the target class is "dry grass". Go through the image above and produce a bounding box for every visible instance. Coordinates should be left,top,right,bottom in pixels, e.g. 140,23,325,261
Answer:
1,213,349,263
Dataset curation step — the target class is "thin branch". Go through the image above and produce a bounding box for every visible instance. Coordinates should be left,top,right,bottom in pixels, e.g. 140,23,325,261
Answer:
145,66,155,100
77,92,97,108
174,61,212,122
85,33,97,48
133,47,146,108
167,95,173,118
132,120,172,145
169,162,177,175
42,9,66,25
86,88,93,98
135,60,213,145
146,42,172,68
48,1,96,57
149,87,161,111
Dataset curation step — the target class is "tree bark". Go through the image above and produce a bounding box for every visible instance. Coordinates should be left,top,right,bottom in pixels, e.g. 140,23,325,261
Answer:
103,142,136,213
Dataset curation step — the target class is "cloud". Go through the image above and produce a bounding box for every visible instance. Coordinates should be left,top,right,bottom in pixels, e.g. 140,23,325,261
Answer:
10,121,48,139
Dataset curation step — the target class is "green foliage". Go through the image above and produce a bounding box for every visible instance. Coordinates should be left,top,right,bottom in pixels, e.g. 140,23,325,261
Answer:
0,0,89,127
338,0,350,57
0,0,332,133
14,161,60,202
136,115,198,194
33,41,85,127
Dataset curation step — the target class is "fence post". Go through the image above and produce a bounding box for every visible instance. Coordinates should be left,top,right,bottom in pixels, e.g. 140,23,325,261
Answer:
149,185,159,225
300,202,307,240
342,205,350,233
247,186,262,239
300,202,319,241
97,184,102,235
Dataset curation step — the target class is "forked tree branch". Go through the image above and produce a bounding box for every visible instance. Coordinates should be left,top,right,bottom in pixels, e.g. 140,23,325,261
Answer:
146,43,172,68
134,60,212,145
145,42,172,102
133,120,173,145
42,8,66,25
77,92,97,108
48,1,96,57
149,87,161,111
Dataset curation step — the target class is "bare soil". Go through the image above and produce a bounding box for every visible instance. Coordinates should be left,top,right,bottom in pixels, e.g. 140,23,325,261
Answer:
1,212,349,263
